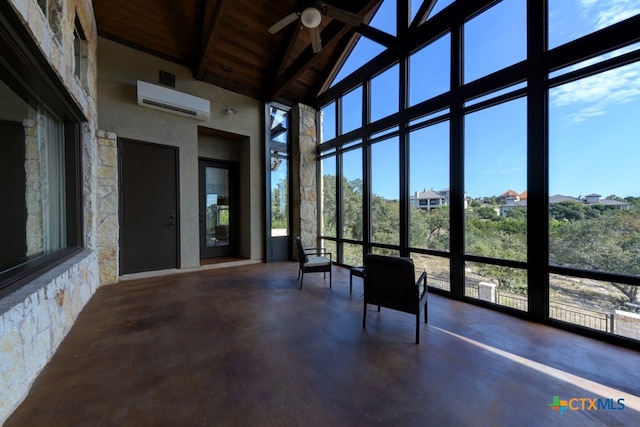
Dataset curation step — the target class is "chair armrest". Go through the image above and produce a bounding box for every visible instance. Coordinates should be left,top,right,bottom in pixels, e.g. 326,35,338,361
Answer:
304,248,332,260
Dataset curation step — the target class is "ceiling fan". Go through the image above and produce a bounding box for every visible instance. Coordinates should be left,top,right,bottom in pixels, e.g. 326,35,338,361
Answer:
268,0,363,53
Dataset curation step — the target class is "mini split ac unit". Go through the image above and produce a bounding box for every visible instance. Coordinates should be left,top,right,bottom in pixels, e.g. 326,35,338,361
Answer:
136,80,210,121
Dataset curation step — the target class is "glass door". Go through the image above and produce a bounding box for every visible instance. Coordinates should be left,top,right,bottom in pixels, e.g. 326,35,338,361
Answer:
199,159,238,258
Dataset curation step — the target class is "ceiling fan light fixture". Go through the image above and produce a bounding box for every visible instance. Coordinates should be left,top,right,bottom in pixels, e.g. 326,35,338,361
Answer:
300,7,322,29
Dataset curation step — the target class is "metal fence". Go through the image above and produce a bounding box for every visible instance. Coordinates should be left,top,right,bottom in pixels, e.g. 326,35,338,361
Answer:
549,302,612,333
447,283,613,333
497,291,528,311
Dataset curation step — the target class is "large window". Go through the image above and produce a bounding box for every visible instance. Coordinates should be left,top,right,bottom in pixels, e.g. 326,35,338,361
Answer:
409,121,450,251
370,65,399,123
371,137,399,245
464,98,527,263
316,0,640,345
463,0,526,83
342,86,363,135
549,61,640,334
0,17,82,298
269,106,289,237
342,147,363,241
548,0,640,49
321,156,337,238
409,33,450,106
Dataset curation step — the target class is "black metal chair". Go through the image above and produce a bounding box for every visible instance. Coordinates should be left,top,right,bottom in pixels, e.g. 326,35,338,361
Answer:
363,254,428,344
295,237,332,289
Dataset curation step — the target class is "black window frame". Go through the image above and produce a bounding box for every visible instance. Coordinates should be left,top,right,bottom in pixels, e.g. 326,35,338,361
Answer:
0,3,85,299
314,0,640,348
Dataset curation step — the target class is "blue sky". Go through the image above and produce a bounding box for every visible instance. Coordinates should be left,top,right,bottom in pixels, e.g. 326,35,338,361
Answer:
328,0,640,200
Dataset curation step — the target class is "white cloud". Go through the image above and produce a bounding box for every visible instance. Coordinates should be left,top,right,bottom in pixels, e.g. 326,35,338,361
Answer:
579,0,640,29
550,61,640,122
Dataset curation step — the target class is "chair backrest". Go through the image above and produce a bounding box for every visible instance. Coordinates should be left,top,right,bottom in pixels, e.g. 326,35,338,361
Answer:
364,254,418,304
295,237,307,267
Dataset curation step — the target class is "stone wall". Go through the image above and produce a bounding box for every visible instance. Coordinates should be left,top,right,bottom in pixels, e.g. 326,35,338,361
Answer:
1,0,100,423
0,251,99,422
292,104,318,254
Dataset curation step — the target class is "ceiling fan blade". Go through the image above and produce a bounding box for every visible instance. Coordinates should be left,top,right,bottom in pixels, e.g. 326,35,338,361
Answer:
268,12,299,34
310,27,322,53
323,4,362,27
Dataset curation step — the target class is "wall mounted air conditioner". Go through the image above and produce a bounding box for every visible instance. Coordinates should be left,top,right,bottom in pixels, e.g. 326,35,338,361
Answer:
137,80,210,121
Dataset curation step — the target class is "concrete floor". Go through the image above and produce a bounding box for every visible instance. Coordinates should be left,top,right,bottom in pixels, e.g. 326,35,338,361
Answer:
6,262,640,426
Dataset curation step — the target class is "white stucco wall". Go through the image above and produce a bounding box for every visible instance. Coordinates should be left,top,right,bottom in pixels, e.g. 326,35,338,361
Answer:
97,38,264,267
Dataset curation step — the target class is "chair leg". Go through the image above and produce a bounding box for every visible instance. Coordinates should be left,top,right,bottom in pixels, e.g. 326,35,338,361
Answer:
299,271,304,289
416,314,420,344
329,266,332,288
363,302,367,328
424,303,428,324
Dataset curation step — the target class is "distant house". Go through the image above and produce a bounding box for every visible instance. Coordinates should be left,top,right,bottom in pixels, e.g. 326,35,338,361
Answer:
549,193,630,210
498,189,527,216
410,189,447,212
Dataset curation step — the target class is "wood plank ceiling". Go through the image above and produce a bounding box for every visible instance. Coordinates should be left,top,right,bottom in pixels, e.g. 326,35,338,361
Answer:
93,0,383,106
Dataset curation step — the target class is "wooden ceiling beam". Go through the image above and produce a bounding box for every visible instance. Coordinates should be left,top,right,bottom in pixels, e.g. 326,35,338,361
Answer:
315,0,383,99
276,23,303,77
268,20,352,101
195,0,232,80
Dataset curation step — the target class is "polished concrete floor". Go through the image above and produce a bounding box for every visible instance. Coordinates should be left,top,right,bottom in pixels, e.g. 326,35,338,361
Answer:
6,262,640,426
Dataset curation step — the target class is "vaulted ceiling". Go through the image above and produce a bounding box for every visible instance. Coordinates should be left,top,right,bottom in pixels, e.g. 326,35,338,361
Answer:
93,0,384,106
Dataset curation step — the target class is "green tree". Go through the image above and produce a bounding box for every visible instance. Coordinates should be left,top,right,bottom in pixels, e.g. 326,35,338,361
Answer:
321,174,336,236
410,206,449,251
550,211,640,304
342,177,363,239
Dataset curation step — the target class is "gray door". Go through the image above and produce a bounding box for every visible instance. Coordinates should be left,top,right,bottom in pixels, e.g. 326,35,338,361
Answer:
120,139,179,274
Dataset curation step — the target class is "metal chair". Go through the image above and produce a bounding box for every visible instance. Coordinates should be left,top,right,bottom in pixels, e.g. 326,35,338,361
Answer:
363,254,428,344
295,237,332,289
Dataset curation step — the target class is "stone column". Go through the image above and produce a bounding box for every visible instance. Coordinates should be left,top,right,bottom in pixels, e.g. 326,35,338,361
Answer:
478,281,497,303
614,310,640,340
291,104,318,258
96,130,119,284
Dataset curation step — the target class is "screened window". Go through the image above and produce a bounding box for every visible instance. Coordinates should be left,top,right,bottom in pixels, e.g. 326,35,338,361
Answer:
320,102,336,142
342,148,363,240
370,64,399,123
409,121,450,251
269,106,289,237
464,97,527,263
321,156,337,238
409,33,450,106
342,86,363,135
548,0,640,49
549,62,640,278
464,0,526,83
371,137,399,245
315,0,640,344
